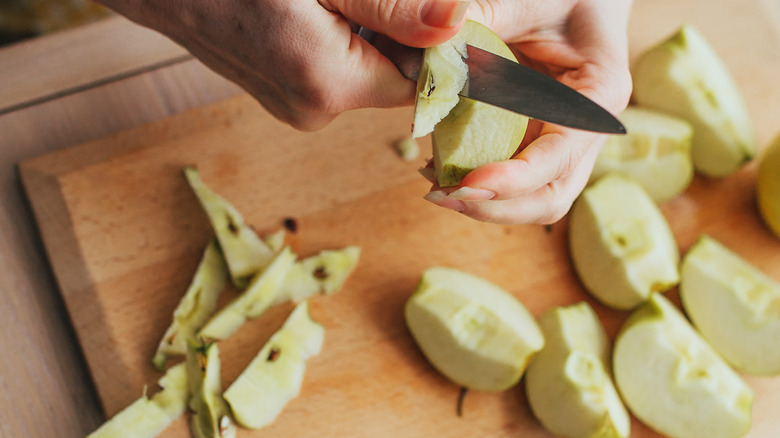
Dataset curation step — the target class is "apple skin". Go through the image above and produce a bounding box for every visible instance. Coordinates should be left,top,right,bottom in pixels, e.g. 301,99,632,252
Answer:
757,133,780,240
404,266,544,392
525,302,630,438
568,173,680,310
631,25,756,178
613,293,754,438
591,106,694,202
680,235,780,376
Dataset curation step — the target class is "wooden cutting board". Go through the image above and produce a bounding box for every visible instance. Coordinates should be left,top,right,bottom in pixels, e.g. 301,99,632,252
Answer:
19,0,780,436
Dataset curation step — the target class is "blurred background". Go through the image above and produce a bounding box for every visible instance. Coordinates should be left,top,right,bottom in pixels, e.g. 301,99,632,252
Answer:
0,0,110,45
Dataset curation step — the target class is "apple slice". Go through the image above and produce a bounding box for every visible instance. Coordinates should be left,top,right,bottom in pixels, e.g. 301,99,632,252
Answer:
184,166,276,288
525,302,630,438
87,363,189,438
272,246,362,305
153,238,228,369
613,293,754,438
568,173,680,310
591,106,694,202
198,246,296,341
758,133,780,240
412,20,529,187
404,266,544,391
632,25,757,177
223,300,325,430
186,342,236,438
680,235,780,376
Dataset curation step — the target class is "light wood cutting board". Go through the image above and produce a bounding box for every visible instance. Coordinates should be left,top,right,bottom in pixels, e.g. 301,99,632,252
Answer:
19,0,780,436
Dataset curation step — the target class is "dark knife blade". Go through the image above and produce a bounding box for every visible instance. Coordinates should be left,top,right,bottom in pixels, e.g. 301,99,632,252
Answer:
461,45,625,134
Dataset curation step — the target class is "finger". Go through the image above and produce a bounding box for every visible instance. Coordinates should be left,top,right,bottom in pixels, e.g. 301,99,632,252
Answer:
322,0,469,47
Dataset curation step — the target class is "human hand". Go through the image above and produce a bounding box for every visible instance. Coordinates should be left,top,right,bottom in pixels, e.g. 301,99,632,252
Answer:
96,0,471,131
423,0,633,225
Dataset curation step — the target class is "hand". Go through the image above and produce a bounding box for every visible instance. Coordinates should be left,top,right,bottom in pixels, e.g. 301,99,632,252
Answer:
423,0,633,225
96,0,471,130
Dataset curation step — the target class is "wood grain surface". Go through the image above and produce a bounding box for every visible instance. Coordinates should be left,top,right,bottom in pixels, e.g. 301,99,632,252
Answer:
16,0,780,436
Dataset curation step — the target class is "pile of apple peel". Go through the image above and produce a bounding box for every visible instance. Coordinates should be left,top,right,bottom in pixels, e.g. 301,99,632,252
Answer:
88,167,361,438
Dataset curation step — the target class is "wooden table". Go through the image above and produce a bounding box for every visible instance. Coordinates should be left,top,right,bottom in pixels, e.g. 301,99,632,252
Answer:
2,2,780,437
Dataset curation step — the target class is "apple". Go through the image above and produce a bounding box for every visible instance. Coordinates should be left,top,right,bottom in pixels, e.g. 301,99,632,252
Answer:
525,302,630,438
198,246,296,341
186,342,236,438
404,266,544,391
223,300,325,430
87,363,189,438
631,25,757,177
153,238,228,369
412,20,529,187
757,133,780,239
184,166,276,288
680,235,780,376
568,173,680,310
591,106,694,202
613,293,754,438
273,246,362,305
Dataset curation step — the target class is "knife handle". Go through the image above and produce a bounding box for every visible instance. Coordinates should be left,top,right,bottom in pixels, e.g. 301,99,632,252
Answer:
358,26,422,81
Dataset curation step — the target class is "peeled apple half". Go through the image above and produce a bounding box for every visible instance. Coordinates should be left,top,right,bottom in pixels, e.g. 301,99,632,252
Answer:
412,20,529,187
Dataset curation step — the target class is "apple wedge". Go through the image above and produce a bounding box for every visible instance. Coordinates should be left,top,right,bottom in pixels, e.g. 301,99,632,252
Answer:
568,173,680,310
613,293,754,438
223,300,325,430
412,20,529,187
272,246,361,305
404,266,543,391
525,302,630,438
153,238,228,369
680,235,780,376
184,166,276,288
186,342,236,438
632,25,756,177
87,363,189,438
591,106,694,202
758,133,780,239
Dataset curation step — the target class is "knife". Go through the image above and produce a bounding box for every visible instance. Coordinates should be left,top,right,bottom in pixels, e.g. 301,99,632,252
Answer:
359,28,625,134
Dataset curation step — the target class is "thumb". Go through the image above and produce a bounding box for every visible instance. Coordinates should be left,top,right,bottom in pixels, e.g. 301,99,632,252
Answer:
322,0,470,47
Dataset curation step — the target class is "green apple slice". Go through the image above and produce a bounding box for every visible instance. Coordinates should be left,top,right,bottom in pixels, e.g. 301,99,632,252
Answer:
613,293,754,438
153,238,228,369
758,133,780,240
87,363,189,438
187,342,236,438
680,235,780,376
632,25,756,177
223,300,325,430
184,166,276,289
568,173,680,310
198,246,296,341
404,266,544,392
525,302,630,438
591,106,694,202
412,20,529,187
273,246,362,305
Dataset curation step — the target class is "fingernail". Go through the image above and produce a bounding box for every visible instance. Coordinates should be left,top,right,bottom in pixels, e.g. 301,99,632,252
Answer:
421,1,470,28
424,190,465,211
448,187,496,201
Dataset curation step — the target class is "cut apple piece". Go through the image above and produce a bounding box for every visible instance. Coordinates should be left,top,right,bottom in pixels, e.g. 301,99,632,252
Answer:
198,246,296,341
223,300,325,430
404,266,544,391
87,363,189,438
153,238,228,369
613,293,754,438
273,246,362,305
758,133,780,240
680,235,780,376
632,25,756,177
591,106,694,202
412,20,529,187
569,173,680,310
184,166,276,288
525,302,630,438
186,342,236,438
